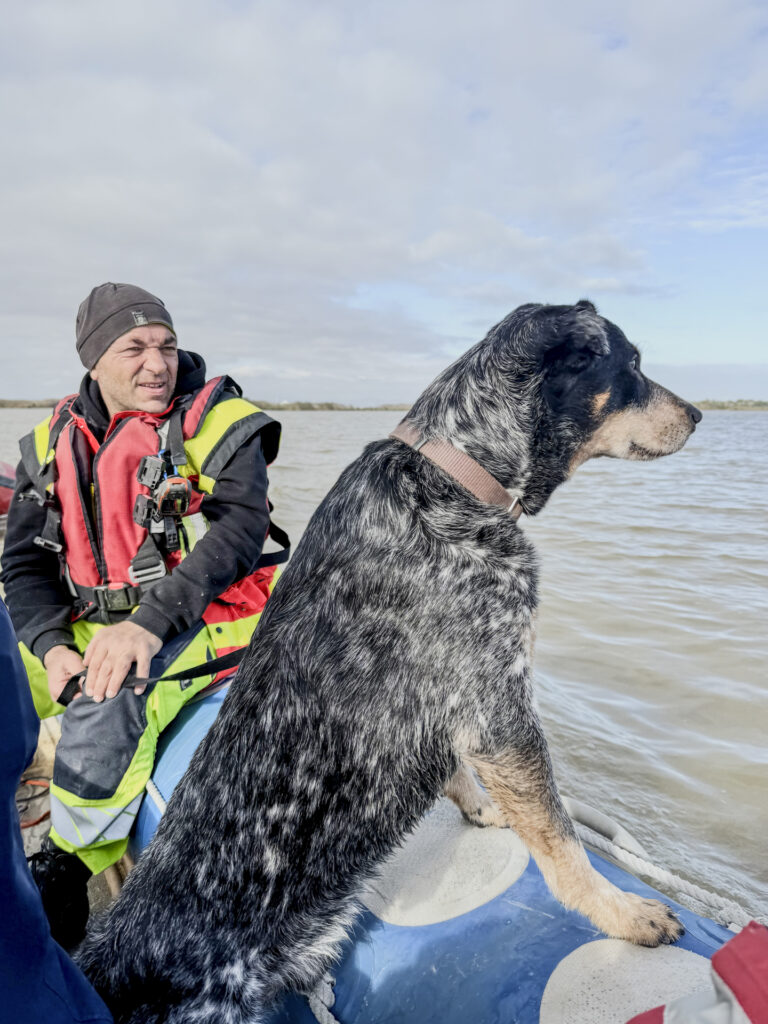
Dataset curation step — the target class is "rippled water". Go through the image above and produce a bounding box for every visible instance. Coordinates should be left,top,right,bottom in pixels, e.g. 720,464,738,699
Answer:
2,407,766,920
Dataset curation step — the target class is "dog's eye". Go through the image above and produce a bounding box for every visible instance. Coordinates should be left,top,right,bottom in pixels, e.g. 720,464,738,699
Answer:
629,356,639,371
569,352,592,372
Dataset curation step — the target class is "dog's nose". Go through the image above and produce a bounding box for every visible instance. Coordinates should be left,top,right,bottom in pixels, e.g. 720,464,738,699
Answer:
685,402,703,425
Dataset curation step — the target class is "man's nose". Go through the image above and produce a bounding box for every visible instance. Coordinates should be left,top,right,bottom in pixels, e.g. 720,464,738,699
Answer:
143,347,167,373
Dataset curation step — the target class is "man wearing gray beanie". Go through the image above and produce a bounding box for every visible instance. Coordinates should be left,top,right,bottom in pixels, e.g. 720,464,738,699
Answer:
76,282,176,372
1,282,289,949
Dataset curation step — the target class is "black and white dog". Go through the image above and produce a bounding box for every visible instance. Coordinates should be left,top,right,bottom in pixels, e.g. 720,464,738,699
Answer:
78,301,700,1023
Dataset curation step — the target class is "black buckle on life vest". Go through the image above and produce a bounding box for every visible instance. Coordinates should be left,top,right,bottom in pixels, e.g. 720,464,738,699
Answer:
133,494,155,529
128,559,167,586
18,489,44,506
91,583,143,613
136,455,166,490
33,502,65,554
128,535,168,586
33,535,63,553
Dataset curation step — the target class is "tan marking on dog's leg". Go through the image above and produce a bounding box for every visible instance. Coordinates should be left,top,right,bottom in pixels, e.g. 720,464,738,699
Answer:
444,762,508,828
468,751,683,946
592,390,611,414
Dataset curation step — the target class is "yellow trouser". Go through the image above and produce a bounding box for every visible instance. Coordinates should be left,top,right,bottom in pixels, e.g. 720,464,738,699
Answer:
20,613,261,873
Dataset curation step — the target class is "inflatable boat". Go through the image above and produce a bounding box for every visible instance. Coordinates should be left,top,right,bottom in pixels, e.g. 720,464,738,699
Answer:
0,461,15,517
130,684,738,1024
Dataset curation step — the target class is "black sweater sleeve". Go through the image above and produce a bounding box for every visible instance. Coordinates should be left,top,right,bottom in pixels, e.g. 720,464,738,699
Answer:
130,432,271,642
0,460,77,661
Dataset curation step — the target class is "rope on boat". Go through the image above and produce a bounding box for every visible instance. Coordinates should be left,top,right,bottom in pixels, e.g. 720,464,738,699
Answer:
145,778,167,812
306,973,339,1024
574,821,763,930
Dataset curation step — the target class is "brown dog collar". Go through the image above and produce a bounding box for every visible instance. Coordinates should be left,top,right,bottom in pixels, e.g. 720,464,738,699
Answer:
389,421,525,519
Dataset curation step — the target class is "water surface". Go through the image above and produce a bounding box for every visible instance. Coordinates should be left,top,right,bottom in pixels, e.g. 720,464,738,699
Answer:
2,407,765,920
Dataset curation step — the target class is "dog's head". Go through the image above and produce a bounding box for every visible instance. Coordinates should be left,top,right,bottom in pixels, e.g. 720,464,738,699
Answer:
523,300,702,470
407,300,701,514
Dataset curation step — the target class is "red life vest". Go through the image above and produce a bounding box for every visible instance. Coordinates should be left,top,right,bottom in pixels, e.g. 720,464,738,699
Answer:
23,377,286,636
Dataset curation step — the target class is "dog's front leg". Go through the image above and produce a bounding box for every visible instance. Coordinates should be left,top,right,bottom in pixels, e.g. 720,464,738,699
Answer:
444,762,507,828
467,740,683,947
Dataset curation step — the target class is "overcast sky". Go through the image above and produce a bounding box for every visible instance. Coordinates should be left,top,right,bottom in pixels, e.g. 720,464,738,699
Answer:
1,1,766,403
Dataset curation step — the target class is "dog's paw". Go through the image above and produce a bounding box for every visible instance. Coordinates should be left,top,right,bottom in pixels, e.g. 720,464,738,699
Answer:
610,893,684,947
460,801,509,830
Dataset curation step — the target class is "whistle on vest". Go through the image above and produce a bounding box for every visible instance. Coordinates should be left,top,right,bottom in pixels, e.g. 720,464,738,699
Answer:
133,455,192,528
155,477,192,517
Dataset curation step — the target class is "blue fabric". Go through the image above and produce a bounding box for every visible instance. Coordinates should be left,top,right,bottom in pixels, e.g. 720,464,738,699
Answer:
0,599,112,1024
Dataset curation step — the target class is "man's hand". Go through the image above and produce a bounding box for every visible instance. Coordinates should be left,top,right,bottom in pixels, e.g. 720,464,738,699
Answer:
82,620,163,702
43,645,86,703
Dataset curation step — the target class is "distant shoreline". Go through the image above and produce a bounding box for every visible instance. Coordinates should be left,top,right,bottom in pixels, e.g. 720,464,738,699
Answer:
693,400,768,410
249,401,413,411
0,398,414,411
0,399,766,411
0,399,61,408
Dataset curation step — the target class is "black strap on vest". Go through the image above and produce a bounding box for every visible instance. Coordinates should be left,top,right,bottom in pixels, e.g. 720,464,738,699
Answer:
33,506,65,554
128,533,168,587
19,403,74,557
255,519,291,568
165,407,187,468
74,519,288,622
57,646,247,707
18,403,74,557
69,536,167,623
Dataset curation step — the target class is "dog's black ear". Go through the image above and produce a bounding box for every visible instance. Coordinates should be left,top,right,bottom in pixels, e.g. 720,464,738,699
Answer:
494,300,609,367
525,300,608,363
548,303,610,364
548,301,608,353
536,303,609,403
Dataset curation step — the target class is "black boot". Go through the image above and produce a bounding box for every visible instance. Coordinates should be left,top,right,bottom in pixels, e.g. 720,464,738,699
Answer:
27,837,91,950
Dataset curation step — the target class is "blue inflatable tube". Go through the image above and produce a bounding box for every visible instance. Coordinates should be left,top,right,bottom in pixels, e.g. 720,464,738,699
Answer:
131,687,733,1023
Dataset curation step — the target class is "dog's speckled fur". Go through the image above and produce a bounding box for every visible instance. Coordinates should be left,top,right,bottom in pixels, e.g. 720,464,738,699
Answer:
77,301,701,1023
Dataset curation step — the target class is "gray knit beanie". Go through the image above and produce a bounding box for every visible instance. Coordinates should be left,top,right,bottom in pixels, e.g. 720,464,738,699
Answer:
76,282,175,369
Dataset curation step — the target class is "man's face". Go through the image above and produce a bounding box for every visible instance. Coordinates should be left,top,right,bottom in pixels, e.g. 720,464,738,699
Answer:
90,325,179,417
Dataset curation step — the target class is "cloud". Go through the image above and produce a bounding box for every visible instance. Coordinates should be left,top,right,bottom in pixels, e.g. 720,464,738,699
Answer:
686,162,768,230
0,0,766,401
